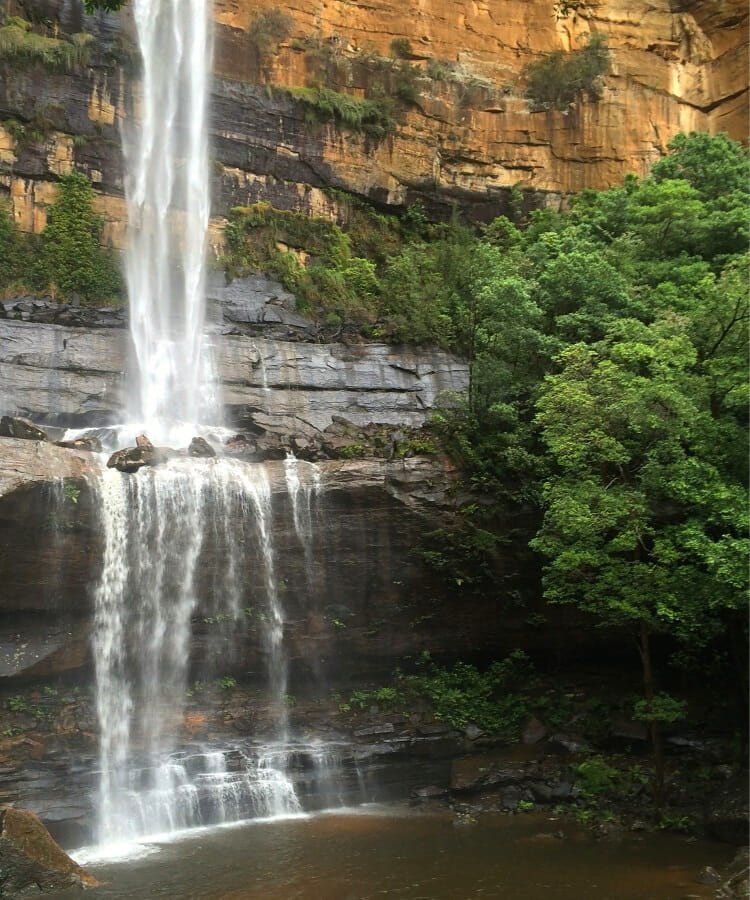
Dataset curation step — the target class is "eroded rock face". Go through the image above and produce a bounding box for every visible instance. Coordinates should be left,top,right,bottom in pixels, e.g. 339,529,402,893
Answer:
0,0,746,246
0,435,553,688
0,806,98,896
0,312,469,434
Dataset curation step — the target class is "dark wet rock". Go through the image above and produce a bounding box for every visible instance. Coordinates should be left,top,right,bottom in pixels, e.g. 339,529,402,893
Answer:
704,773,749,844
411,785,448,800
591,820,622,840
223,434,258,459
188,437,216,458
522,716,547,745
666,734,705,753
547,733,592,755
609,716,649,744
464,724,484,741
0,806,98,896
107,445,153,473
528,781,554,803
549,781,574,800
717,847,750,899
499,785,530,810
0,416,48,442
54,437,103,453
695,865,721,885
107,439,176,473
354,724,395,738
416,723,453,737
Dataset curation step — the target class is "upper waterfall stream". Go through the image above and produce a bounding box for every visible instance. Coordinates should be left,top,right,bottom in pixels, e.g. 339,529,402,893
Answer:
123,0,214,447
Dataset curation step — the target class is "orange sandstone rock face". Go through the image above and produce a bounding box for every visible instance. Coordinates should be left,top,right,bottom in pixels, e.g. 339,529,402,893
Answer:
0,0,746,244
212,0,748,198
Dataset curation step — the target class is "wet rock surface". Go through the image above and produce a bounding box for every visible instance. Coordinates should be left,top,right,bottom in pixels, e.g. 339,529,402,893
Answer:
0,417,49,442
0,806,98,896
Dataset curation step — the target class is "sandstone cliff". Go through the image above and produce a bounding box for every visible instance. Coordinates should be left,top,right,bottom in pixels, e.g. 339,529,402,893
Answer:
0,0,746,248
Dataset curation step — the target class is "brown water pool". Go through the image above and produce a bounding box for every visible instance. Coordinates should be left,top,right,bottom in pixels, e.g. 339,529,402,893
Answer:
56,807,732,899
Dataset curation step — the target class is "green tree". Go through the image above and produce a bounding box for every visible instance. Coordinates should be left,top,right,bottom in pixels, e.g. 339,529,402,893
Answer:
532,316,748,802
42,173,121,304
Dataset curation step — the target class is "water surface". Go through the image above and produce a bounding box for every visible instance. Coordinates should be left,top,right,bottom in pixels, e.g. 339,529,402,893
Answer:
57,807,730,899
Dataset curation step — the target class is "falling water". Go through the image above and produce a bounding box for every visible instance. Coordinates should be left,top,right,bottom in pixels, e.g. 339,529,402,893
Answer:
123,0,213,446
88,0,339,853
284,454,321,586
92,459,302,848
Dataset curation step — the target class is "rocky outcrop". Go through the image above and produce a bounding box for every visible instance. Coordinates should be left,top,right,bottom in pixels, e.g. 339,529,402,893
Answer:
0,806,98,896
1,0,746,246
0,288,469,433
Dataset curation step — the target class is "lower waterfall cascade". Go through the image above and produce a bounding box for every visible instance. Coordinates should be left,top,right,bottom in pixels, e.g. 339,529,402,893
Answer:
89,452,336,852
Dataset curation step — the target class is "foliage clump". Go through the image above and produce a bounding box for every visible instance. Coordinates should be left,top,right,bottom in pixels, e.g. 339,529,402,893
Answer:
253,132,747,799
39,174,121,303
249,6,295,60
524,34,609,109
0,162,122,305
286,85,395,137
0,17,94,71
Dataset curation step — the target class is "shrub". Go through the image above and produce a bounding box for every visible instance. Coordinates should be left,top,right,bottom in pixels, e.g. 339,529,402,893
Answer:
390,38,412,59
249,7,294,59
524,34,608,110
42,173,122,303
394,61,420,105
575,756,619,799
0,17,94,71
403,650,534,739
287,85,395,137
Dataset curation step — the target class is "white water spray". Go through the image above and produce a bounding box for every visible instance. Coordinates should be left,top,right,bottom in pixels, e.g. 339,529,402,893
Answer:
92,459,302,847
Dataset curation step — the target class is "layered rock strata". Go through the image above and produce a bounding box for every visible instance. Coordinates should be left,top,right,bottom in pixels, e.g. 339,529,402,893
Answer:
0,0,746,246
0,279,469,435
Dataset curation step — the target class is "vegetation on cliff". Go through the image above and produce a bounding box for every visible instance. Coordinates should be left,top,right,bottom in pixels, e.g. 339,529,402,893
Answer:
225,132,748,801
0,17,93,71
0,173,121,304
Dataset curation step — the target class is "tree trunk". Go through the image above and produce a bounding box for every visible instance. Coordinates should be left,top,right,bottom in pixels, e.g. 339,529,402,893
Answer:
638,621,665,810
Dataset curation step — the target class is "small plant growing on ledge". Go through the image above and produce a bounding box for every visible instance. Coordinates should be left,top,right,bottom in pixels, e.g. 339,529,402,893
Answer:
390,38,413,60
286,84,395,138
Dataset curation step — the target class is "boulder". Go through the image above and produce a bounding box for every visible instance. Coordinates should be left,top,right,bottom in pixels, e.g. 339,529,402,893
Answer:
0,806,98,896
107,438,176,473
54,437,103,453
188,437,216,458
522,716,547,745
0,417,48,442
107,445,153,473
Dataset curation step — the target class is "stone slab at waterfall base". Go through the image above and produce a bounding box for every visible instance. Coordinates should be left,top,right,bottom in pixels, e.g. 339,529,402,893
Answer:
0,806,98,896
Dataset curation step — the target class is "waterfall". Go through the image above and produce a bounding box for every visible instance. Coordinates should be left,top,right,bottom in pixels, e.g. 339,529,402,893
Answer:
123,0,214,447
87,0,341,854
284,454,321,589
92,459,303,848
